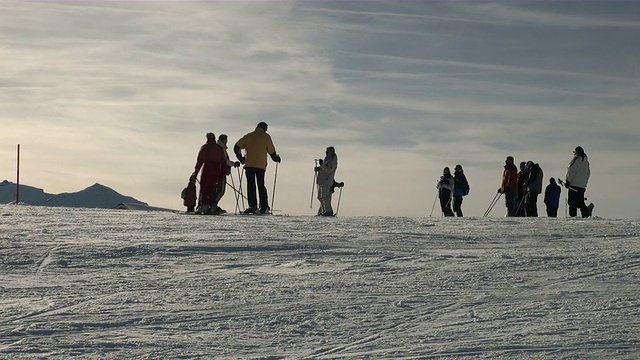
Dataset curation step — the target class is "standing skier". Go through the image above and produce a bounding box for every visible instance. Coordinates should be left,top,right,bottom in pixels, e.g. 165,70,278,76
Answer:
436,167,455,217
233,122,281,214
214,134,240,214
193,132,225,214
452,164,470,217
516,161,528,217
565,146,591,218
315,146,338,216
544,178,562,217
524,161,543,217
499,156,518,216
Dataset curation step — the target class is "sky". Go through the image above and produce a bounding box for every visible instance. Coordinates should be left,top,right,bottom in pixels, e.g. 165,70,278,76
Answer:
1,1,639,218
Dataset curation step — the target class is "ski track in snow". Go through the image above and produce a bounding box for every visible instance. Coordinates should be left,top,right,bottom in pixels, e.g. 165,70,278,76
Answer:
1,205,639,359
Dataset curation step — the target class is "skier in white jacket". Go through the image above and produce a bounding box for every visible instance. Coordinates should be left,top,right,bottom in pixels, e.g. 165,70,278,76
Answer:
315,146,338,216
565,146,591,217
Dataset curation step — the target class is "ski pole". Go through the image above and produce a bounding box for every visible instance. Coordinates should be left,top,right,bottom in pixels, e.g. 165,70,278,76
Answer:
229,171,240,214
516,194,526,216
237,167,245,210
270,162,279,212
226,180,249,214
483,192,498,217
225,182,248,200
429,192,438,217
492,193,503,216
310,159,318,209
483,192,500,217
483,191,501,217
335,186,343,216
557,178,578,192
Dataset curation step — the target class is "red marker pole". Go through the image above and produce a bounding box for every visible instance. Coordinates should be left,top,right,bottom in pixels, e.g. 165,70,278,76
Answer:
16,144,20,205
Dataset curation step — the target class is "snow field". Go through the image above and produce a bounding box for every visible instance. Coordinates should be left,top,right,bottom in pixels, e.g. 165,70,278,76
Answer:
1,206,639,359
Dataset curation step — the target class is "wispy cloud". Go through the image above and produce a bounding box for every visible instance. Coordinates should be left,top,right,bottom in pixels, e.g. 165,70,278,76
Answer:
1,2,639,218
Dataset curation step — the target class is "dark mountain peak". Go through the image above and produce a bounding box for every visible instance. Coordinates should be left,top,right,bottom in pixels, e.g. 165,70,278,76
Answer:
83,183,113,192
0,182,148,208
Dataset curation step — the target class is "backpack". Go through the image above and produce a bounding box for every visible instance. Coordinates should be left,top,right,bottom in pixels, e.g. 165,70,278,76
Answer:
180,188,186,200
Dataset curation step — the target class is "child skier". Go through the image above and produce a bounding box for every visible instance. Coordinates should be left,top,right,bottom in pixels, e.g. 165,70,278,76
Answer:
181,175,198,213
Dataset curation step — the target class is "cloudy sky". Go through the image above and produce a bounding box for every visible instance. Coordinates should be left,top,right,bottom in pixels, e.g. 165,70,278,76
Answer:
1,1,639,218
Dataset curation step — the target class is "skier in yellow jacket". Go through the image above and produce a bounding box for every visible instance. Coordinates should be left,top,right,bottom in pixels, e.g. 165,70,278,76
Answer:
233,122,281,214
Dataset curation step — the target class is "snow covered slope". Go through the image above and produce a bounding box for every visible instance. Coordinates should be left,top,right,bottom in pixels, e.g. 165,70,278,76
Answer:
1,205,638,359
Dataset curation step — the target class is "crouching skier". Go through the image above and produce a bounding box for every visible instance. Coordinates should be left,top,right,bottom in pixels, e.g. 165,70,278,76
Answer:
181,174,198,213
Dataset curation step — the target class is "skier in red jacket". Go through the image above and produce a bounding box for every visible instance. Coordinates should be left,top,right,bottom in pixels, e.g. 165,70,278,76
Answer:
193,133,225,214
499,156,518,217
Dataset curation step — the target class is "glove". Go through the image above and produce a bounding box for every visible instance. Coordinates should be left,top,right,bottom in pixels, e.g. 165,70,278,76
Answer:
497,188,503,194
314,166,321,172
234,161,241,168
239,156,245,164
274,154,281,163
318,159,323,166
564,180,570,188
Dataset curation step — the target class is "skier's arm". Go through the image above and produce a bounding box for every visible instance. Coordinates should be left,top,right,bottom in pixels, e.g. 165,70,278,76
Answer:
565,157,577,183
193,145,206,176
446,178,455,191
233,144,245,164
318,157,335,174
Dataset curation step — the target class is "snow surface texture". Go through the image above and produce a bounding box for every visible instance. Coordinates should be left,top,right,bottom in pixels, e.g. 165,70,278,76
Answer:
1,205,639,359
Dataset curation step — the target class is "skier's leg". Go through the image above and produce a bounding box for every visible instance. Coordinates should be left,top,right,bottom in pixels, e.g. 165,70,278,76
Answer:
256,169,268,211
245,168,258,210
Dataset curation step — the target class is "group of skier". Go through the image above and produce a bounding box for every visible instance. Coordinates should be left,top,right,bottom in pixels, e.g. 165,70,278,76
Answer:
182,122,342,216
181,132,242,215
437,146,592,218
500,157,546,217
436,164,470,217
497,146,592,218
183,123,590,219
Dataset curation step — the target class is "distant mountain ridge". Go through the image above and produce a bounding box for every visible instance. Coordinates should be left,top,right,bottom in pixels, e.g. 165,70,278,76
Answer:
0,180,148,209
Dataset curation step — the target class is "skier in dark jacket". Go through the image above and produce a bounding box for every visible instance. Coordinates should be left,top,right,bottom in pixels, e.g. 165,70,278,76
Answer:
436,167,454,217
516,161,528,217
524,161,543,217
544,178,561,217
452,164,470,217
181,175,198,213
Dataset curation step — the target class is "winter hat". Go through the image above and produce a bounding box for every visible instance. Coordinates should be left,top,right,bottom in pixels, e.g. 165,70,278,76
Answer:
575,146,584,155
206,132,215,142
257,122,268,131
